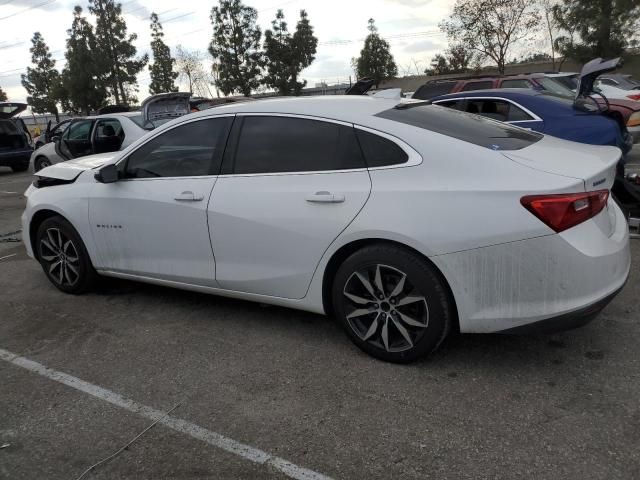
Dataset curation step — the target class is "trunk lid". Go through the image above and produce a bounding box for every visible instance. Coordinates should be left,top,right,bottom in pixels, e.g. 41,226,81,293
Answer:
0,102,28,119
141,92,191,128
577,57,622,99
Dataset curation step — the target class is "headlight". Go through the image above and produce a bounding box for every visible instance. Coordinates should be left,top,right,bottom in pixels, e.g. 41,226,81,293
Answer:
627,111,640,127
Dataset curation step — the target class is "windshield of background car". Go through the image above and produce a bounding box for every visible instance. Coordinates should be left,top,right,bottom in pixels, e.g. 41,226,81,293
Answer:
378,104,542,151
537,77,575,97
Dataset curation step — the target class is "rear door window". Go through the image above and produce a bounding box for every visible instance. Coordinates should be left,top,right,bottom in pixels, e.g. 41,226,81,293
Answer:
412,81,457,100
433,99,465,110
465,99,534,122
231,116,365,174
500,79,532,89
355,130,408,168
461,81,493,91
93,119,125,154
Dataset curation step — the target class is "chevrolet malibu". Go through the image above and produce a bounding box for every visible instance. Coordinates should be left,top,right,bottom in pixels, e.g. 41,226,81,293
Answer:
22,96,630,363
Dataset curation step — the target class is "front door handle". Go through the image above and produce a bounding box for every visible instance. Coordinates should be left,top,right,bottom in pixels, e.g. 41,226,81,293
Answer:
305,191,345,203
174,191,203,202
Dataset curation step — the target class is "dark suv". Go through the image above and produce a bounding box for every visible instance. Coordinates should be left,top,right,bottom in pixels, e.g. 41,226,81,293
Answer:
0,103,33,172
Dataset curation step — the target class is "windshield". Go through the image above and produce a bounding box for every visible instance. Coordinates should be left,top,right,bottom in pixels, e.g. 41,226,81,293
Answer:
377,104,542,151
537,77,576,97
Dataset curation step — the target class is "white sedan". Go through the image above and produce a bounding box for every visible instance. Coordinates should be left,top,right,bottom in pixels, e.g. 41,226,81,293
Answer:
30,93,191,172
21,96,630,363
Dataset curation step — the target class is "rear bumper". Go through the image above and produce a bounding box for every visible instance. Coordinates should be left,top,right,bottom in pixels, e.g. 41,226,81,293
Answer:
0,148,32,167
497,283,625,334
432,200,631,334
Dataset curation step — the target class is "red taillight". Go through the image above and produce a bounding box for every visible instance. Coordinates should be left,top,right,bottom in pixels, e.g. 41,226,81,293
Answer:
627,94,640,101
520,190,609,233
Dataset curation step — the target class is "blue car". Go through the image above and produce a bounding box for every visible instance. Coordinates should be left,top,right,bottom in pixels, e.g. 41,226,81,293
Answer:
428,88,633,156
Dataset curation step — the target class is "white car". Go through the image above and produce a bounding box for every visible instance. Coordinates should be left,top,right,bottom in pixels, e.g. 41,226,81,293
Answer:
22,96,630,362
30,93,191,172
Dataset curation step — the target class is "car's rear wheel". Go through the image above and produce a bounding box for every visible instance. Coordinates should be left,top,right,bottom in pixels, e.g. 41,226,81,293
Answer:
332,244,454,363
34,156,51,172
36,216,96,294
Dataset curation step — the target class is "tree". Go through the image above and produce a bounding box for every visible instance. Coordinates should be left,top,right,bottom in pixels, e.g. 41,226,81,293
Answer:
175,46,205,94
539,0,560,70
424,44,476,76
209,0,262,96
553,0,640,62
440,0,540,74
262,9,318,95
61,6,107,115
21,32,61,121
149,13,178,94
263,10,290,94
425,54,452,76
290,10,317,95
89,0,148,105
0,86,7,102
353,19,398,87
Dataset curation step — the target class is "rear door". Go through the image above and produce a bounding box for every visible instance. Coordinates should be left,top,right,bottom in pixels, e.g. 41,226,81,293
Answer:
208,114,372,299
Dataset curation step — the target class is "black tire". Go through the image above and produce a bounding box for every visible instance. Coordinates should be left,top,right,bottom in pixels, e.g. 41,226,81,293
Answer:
332,244,454,363
36,216,97,294
34,156,52,172
11,162,29,172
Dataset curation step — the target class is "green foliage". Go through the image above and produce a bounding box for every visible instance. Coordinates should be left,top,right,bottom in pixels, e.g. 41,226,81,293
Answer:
61,6,107,115
21,32,61,121
553,0,640,62
0,86,7,102
149,13,178,94
440,0,540,74
263,9,318,95
209,0,262,96
425,44,477,75
89,0,148,105
353,19,398,87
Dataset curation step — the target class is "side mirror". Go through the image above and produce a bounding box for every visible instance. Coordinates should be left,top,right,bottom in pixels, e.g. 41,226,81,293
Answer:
95,164,119,184
51,135,61,143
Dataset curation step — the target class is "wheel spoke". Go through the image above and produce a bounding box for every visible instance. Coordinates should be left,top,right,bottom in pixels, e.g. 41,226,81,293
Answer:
56,229,63,251
397,295,426,307
47,229,59,251
344,291,373,305
355,272,376,297
63,240,74,255
66,263,79,276
362,312,380,341
389,273,406,298
346,308,373,320
40,254,58,261
381,316,390,351
396,310,428,328
49,260,61,275
373,265,384,295
391,316,413,348
41,238,56,254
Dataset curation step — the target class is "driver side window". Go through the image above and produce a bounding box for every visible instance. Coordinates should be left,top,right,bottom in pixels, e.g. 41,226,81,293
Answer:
124,117,233,179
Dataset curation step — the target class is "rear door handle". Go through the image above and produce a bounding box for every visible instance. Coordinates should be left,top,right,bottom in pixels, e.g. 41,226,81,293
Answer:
174,191,203,202
305,191,345,203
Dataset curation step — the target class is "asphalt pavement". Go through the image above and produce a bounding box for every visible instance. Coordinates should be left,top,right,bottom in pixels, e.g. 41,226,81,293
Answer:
1,165,639,480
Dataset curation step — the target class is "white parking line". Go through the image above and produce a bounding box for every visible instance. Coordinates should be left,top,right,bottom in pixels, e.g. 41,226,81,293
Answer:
0,348,332,480
0,253,17,261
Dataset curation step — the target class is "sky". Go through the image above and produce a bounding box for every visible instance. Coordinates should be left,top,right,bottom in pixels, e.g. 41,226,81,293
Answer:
0,0,455,103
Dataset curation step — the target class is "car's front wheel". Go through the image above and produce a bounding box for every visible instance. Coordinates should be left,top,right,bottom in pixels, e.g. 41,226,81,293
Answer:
332,244,454,363
36,216,96,294
34,156,51,172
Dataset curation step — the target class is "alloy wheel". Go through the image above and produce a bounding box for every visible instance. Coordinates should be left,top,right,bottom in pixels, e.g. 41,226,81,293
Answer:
39,227,80,287
342,264,429,353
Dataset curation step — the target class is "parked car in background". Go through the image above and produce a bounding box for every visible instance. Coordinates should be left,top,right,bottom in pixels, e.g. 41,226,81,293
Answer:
0,102,33,172
33,118,72,149
412,71,640,146
551,72,640,102
31,92,190,171
23,96,630,362
427,89,633,156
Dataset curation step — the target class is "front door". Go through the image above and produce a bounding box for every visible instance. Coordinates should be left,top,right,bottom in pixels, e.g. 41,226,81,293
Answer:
89,116,234,285
209,114,372,299
56,119,95,159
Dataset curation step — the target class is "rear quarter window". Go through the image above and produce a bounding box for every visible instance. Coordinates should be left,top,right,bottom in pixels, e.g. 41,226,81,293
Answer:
412,81,457,100
376,104,542,151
